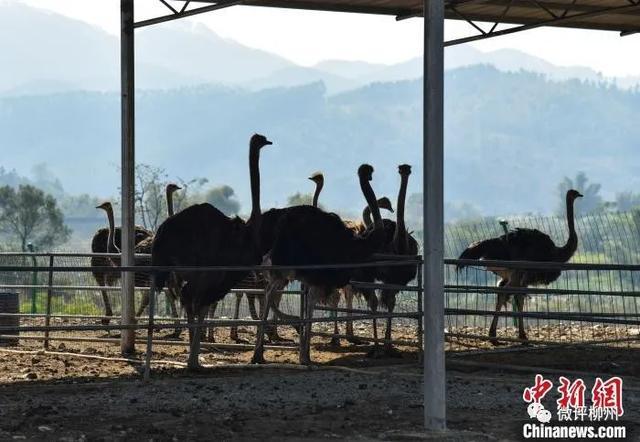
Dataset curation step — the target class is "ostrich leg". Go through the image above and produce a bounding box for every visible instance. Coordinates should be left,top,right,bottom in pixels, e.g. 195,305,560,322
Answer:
99,275,114,326
136,292,149,319
300,286,321,365
209,301,218,342
382,290,402,357
514,293,528,343
166,285,183,339
328,291,340,347
187,304,208,370
366,296,382,358
344,286,364,344
255,292,284,342
489,279,509,346
251,281,277,364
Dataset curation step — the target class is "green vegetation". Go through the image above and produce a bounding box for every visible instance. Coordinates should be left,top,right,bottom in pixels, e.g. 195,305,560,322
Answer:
0,184,70,251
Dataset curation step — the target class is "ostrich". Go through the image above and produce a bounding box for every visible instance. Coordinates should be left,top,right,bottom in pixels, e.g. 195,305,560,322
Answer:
306,172,395,346
375,164,419,357
95,184,183,330
308,172,324,207
95,202,156,316
251,163,385,365
457,189,583,344
135,183,184,321
152,134,272,369
135,183,186,322
91,203,152,326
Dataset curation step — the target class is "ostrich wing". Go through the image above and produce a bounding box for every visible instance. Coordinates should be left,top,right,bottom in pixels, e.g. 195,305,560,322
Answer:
457,237,511,270
504,228,558,261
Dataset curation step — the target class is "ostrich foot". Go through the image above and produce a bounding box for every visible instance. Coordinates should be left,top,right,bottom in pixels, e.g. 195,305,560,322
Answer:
186,362,204,372
232,336,251,344
329,337,341,347
266,332,292,343
489,337,508,347
186,354,203,371
166,330,183,340
346,335,365,345
250,352,266,364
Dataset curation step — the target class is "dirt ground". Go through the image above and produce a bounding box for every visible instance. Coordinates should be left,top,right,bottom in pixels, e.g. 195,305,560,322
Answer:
1,321,640,441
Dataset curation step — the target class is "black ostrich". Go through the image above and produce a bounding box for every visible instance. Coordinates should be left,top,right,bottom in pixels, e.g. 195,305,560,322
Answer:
151,134,272,369
135,183,184,320
457,189,583,344
94,202,155,327
306,172,395,347
375,164,419,357
90,204,152,326
306,175,395,346
251,163,386,365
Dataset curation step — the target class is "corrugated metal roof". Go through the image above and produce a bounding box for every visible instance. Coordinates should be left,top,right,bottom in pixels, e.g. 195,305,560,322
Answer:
203,0,640,32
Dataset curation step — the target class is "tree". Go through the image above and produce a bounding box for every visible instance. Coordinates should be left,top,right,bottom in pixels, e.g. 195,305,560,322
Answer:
556,172,604,216
204,185,240,216
614,191,640,212
133,164,208,230
0,185,71,251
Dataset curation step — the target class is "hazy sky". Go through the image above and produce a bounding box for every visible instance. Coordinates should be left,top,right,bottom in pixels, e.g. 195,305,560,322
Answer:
16,0,640,76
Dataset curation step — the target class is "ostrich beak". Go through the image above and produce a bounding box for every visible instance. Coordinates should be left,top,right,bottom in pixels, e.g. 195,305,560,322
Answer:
265,139,273,146
577,192,584,198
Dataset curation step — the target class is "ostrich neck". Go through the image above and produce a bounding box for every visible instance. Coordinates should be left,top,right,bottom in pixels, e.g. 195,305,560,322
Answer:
393,173,409,253
166,189,175,217
312,180,323,208
362,206,373,228
359,177,382,230
557,195,578,261
105,207,119,253
247,144,262,237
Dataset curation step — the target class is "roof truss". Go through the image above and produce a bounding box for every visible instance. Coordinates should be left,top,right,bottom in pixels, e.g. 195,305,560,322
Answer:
138,0,640,45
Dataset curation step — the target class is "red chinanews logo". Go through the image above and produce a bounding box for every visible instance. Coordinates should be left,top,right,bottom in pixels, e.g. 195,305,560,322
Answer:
523,374,624,423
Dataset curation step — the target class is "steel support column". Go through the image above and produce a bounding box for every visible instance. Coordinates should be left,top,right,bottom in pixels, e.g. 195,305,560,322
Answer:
423,0,446,431
120,0,136,355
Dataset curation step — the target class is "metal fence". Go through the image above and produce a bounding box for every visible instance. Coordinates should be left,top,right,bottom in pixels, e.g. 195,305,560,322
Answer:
443,211,640,347
0,254,424,365
1,208,640,364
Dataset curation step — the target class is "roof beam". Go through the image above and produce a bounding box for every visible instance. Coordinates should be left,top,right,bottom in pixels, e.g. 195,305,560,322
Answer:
445,1,640,46
134,0,243,28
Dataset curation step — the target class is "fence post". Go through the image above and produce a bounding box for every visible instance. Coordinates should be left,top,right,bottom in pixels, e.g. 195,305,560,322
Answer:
417,261,423,360
144,281,156,381
43,255,54,350
28,243,37,314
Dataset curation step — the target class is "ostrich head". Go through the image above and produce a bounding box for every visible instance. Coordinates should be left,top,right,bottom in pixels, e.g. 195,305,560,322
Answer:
358,164,374,181
307,172,324,184
567,189,583,201
250,133,272,149
166,183,181,194
96,202,113,212
377,197,394,213
398,164,412,176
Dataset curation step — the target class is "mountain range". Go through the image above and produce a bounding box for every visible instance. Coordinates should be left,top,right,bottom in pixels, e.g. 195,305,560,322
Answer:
2,2,639,96
2,2,640,223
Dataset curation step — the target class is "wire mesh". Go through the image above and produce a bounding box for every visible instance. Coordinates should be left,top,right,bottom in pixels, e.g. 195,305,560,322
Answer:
444,211,640,347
